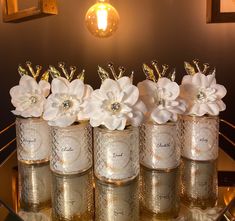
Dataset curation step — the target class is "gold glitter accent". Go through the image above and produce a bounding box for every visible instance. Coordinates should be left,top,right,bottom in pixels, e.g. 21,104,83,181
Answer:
48,62,85,82
143,63,156,82
18,61,43,80
18,65,29,76
184,60,215,76
142,60,175,82
98,63,133,82
184,62,196,76
41,70,50,81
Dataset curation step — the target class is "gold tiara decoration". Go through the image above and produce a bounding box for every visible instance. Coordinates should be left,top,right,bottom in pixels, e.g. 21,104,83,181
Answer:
18,61,44,80
98,62,134,82
48,62,85,82
18,61,85,82
184,59,215,76
143,60,176,82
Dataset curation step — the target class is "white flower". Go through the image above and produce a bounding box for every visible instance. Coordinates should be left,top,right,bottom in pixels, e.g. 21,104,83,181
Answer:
43,77,93,127
10,75,50,118
138,78,186,124
180,72,227,116
87,76,147,130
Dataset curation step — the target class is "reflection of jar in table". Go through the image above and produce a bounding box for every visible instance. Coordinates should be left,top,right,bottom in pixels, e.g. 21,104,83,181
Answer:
51,169,94,221
94,126,139,183
95,178,139,221
180,158,218,209
18,161,51,212
18,209,51,221
140,166,180,219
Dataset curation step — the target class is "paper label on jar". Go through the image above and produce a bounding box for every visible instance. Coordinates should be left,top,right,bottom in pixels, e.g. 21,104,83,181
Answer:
17,120,50,161
106,141,131,170
140,124,180,169
182,119,218,161
51,128,92,174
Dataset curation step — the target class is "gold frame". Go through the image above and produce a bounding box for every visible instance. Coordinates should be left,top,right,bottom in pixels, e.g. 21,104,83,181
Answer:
207,0,235,23
1,0,58,23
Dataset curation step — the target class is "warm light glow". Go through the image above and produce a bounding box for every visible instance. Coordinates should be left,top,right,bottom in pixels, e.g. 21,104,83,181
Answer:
97,6,108,31
85,0,120,38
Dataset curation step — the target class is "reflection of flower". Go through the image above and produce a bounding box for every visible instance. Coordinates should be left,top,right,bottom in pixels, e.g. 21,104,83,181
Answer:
180,72,227,116
10,75,50,118
43,77,93,127
138,78,186,124
87,77,147,130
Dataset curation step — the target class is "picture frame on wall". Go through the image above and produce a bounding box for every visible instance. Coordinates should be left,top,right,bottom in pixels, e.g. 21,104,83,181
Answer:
1,0,58,23
207,0,235,23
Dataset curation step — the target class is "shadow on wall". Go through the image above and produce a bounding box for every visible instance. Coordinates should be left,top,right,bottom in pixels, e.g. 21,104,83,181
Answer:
0,0,235,128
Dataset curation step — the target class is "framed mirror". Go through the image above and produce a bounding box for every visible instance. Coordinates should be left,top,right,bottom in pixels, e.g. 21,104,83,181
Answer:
207,0,235,23
1,0,58,23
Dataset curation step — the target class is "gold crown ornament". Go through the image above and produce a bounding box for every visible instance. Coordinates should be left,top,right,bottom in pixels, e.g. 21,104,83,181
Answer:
142,60,176,82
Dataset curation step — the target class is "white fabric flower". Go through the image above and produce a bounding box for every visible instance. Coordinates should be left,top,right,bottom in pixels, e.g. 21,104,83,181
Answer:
10,75,50,118
87,76,147,130
43,77,93,127
180,72,227,116
138,78,186,124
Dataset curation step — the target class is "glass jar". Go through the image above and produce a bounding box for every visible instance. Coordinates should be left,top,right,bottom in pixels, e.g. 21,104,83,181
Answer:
179,115,219,161
140,121,180,170
180,158,218,209
51,169,94,221
50,122,92,175
18,161,51,212
95,178,139,221
16,117,50,164
140,166,180,219
94,126,139,183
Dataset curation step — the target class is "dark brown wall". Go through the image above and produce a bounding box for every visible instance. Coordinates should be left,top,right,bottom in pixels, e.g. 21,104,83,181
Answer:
0,0,235,128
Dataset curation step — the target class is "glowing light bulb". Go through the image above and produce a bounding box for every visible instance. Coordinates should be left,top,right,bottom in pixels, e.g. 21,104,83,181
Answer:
85,0,120,38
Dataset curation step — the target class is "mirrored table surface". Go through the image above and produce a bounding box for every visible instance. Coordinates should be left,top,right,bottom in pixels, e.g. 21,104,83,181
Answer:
0,148,235,221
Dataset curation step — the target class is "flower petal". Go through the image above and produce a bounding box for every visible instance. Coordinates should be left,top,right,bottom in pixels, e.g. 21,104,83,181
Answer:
19,75,38,91
38,80,51,97
151,109,171,124
157,78,172,88
138,80,157,97
69,79,84,98
122,85,139,106
117,77,131,90
83,85,93,99
39,80,50,97
100,78,120,94
49,115,76,127
192,73,208,88
51,77,69,94
104,115,122,130
217,100,226,111
212,84,227,99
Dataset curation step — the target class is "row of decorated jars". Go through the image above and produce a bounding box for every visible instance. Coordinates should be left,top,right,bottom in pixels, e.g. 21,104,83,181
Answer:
11,61,226,183
15,114,219,179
